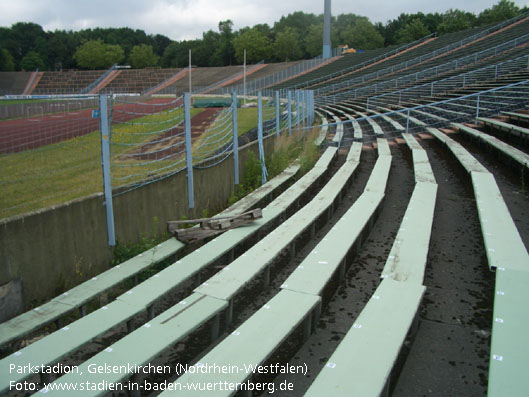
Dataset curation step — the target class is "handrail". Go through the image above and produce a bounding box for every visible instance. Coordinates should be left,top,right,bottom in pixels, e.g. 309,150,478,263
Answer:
316,15,529,97
315,32,529,106
142,68,189,96
284,33,435,90
194,60,265,95
318,79,529,146
22,69,39,95
80,64,117,94
365,53,529,109
292,10,529,93
212,57,330,96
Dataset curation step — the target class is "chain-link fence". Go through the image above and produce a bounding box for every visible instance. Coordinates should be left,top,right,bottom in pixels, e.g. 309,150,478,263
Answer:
0,90,315,244
0,96,101,219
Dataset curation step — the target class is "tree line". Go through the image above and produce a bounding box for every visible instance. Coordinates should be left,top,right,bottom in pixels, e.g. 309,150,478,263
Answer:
0,0,525,72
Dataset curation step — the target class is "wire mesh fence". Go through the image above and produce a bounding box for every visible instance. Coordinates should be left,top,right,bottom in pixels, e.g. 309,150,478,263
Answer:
0,91,314,223
110,96,186,192
0,96,101,219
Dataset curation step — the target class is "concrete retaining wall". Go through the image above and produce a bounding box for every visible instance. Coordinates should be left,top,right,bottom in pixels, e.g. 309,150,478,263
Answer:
0,135,277,318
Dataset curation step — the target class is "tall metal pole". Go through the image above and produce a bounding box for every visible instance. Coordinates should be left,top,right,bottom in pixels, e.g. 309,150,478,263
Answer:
257,92,267,184
232,92,239,186
275,91,280,137
475,94,481,125
243,49,247,104
288,91,292,135
184,93,194,209
323,0,332,59
99,95,116,246
296,91,301,127
188,49,192,97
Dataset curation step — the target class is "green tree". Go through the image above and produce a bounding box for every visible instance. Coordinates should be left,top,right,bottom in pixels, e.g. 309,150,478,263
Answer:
304,24,324,58
161,41,184,68
274,11,320,36
129,44,159,68
20,50,45,70
395,19,431,44
160,41,181,68
218,20,235,65
74,40,125,69
382,12,438,45
0,48,15,71
273,11,321,56
274,27,302,61
478,0,520,25
0,22,48,69
47,30,80,70
151,34,172,58
341,18,384,50
233,28,271,64
438,9,476,34
193,30,223,66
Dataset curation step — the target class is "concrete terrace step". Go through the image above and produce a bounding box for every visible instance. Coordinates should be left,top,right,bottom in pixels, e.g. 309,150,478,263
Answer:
479,116,529,141
39,292,228,396
0,151,329,392
305,278,426,397
381,133,437,284
281,141,387,296
453,122,529,171
488,268,529,396
194,145,361,301
159,289,320,397
39,145,353,395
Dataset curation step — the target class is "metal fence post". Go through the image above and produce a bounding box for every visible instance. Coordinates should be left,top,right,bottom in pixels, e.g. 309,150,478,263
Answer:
99,94,115,247
296,91,301,127
257,92,267,184
184,92,194,209
302,91,307,130
288,91,292,135
475,94,481,124
406,109,410,133
232,92,239,186
275,91,280,137
310,90,315,124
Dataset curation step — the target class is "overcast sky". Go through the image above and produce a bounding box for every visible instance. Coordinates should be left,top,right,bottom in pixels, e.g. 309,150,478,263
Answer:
1,0,528,41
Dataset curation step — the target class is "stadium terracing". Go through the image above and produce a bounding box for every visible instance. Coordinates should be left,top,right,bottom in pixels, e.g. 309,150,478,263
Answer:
1,12,528,397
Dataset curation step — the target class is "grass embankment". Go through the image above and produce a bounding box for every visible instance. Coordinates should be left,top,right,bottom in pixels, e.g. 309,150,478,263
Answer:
228,126,321,205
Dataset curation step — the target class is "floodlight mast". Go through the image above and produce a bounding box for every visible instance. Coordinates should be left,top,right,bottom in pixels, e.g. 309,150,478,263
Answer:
323,0,332,59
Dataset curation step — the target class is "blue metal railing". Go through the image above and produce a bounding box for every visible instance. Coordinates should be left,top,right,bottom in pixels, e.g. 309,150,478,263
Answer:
316,32,529,106
316,79,529,145
285,33,436,91
80,64,118,94
305,11,529,96
366,53,529,109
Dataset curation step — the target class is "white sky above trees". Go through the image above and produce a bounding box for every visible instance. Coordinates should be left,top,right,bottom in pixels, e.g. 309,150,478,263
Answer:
1,0,527,41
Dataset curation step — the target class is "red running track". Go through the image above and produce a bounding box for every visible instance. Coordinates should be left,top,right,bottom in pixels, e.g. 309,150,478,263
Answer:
0,98,183,154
